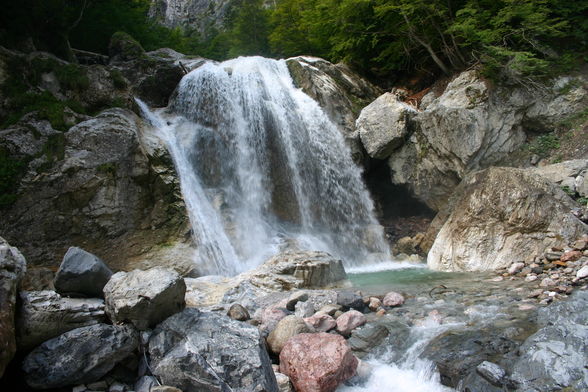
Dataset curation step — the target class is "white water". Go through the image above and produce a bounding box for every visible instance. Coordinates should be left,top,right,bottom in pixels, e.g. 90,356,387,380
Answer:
339,319,458,392
138,56,389,275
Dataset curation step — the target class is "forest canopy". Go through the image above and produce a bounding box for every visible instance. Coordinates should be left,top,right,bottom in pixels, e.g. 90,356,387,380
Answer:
1,0,586,84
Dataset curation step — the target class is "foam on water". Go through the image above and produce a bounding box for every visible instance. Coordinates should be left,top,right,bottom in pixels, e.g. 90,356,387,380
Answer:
347,261,426,274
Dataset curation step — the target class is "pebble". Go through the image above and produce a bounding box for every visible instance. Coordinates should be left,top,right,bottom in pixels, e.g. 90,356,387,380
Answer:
540,278,555,287
72,386,86,392
576,265,588,279
518,304,535,311
525,275,538,282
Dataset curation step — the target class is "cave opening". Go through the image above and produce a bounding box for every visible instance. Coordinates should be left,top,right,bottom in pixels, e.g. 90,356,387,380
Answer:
364,160,435,244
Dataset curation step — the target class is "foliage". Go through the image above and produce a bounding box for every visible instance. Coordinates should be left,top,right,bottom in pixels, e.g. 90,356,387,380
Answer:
527,133,560,157
0,147,25,208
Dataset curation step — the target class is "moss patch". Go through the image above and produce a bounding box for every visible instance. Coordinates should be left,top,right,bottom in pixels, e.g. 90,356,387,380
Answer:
0,147,26,208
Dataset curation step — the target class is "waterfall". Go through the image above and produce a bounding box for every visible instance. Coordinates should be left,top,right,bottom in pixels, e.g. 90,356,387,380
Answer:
140,56,389,275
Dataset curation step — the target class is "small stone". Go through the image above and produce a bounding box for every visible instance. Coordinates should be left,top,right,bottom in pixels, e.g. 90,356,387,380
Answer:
518,304,535,311
337,291,365,310
531,266,544,274
151,387,183,392
527,289,543,298
545,252,563,261
508,262,525,275
267,315,310,355
333,310,344,319
294,301,315,318
376,309,386,317
368,297,381,311
109,382,127,392
573,239,587,250
88,381,109,390
489,276,503,282
336,310,367,336
382,291,405,307
540,278,556,287
303,312,336,332
525,275,538,282
227,304,250,321
319,304,341,316
576,265,588,279
286,291,309,311
561,250,582,263
275,372,293,392
72,385,86,392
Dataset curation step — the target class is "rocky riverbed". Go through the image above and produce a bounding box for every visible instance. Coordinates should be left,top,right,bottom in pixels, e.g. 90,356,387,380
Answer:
2,236,587,392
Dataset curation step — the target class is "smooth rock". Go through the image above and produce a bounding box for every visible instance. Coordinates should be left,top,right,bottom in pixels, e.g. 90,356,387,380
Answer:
576,266,588,279
286,291,309,311
294,300,315,318
540,278,556,287
103,267,186,330
427,167,587,271
149,308,278,392
348,322,390,358
508,262,525,275
320,304,342,316
54,247,112,298
382,291,405,307
16,290,105,350
267,315,311,355
561,250,583,263
151,387,183,392
22,324,138,389
336,310,367,336
368,297,381,311
0,237,26,378
303,312,337,332
280,332,358,392
227,303,250,321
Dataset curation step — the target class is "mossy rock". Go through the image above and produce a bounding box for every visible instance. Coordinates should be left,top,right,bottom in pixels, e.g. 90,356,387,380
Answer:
108,32,145,62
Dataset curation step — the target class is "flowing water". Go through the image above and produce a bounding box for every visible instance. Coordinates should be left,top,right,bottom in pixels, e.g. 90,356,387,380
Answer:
139,56,389,275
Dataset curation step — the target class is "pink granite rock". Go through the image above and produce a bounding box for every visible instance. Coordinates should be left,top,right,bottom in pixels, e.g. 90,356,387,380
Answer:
335,310,366,336
303,311,336,332
382,291,405,307
279,332,358,392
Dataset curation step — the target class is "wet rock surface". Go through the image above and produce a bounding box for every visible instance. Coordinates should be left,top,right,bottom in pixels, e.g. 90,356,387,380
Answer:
22,324,138,389
148,308,278,392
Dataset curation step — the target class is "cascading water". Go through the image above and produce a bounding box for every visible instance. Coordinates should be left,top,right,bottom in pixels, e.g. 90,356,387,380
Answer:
139,56,389,275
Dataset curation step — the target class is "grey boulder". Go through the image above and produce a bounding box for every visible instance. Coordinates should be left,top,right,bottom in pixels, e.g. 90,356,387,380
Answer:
22,324,138,389
16,290,105,351
148,308,278,392
103,267,186,330
0,236,26,378
54,247,112,297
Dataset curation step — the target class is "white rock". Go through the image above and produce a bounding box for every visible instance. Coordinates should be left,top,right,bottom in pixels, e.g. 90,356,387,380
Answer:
576,265,588,279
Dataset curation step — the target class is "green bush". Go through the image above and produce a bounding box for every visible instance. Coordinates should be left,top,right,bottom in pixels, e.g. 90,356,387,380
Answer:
528,134,560,157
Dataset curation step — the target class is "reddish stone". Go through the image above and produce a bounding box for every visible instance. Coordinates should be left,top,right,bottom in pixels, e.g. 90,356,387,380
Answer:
304,312,336,332
336,310,367,336
382,291,405,307
279,332,358,392
561,250,582,263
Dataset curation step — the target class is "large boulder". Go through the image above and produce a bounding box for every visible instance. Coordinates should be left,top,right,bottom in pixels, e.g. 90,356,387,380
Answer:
16,290,105,351
286,57,381,164
0,237,26,378
0,108,189,272
267,315,311,355
427,167,587,271
511,290,588,391
148,308,278,392
279,332,358,392
53,247,112,297
103,267,186,330
386,70,588,211
22,324,138,389
356,93,415,159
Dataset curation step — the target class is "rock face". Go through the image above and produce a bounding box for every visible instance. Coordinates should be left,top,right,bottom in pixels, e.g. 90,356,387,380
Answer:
279,332,358,392
53,247,112,297
356,93,415,159
0,237,26,378
533,159,588,198
267,315,311,355
511,290,588,391
385,70,588,211
16,290,105,351
103,267,186,330
427,167,587,271
148,308,278,392
0,48,190,273
22,324,138,389
286,57,381,164
149,0,234,35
